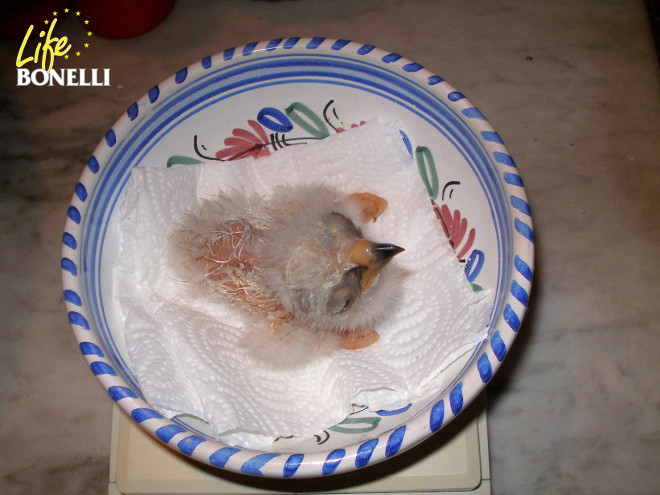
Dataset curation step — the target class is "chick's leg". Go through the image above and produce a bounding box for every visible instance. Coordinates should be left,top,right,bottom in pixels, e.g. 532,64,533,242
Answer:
348,192,388,223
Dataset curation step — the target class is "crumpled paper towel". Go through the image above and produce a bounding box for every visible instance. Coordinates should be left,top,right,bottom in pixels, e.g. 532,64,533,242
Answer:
115,119,491,448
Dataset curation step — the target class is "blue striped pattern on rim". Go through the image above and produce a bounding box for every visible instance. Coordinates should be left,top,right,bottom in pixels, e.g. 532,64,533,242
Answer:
61,37,533,478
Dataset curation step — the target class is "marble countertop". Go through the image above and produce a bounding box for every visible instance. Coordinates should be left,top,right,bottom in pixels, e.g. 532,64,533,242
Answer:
1,1,658,493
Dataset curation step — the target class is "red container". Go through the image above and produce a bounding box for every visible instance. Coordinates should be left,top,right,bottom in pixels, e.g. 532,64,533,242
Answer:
72,0,176,39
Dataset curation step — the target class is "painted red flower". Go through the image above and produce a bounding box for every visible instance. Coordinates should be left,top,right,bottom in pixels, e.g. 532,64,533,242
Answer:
432,200,475,261
335,120,366,133
216,120,271,160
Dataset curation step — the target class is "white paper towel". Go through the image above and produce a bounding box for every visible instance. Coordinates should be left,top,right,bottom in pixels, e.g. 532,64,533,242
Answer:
115,119,491,448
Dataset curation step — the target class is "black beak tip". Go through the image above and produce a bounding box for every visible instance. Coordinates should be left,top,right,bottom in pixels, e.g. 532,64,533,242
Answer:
373,243,405,260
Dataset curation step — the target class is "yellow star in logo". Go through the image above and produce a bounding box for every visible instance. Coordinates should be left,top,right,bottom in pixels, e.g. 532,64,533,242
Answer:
44,19,49,25
65,54,69,59
53,11,58,16
88,31,92,36
84,20,89,25
64,8,69,13
84,43,89,48
76,11,81,16
76,51,81,56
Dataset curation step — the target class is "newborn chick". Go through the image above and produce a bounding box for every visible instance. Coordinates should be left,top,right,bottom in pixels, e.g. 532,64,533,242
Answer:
172,185,404,349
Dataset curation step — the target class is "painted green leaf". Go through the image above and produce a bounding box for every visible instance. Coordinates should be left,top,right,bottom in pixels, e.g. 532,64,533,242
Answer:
415,146,439,200
285,102,330,139
166,155,204,167
328,416,381,434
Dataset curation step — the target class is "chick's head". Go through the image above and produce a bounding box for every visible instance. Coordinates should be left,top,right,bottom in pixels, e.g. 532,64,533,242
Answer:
256,187,403,332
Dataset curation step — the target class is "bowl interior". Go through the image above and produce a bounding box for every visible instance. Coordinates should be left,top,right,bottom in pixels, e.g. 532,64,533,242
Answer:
62,38,533,477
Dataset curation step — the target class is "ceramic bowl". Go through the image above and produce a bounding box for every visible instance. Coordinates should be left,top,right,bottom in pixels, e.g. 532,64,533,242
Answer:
61,38,533,478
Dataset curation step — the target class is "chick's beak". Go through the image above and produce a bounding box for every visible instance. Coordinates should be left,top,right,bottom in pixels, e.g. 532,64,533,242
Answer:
347,240,404,290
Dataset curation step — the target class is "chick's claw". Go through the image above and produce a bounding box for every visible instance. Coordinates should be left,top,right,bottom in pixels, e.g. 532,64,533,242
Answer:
268,312,294,331
348,192,388,222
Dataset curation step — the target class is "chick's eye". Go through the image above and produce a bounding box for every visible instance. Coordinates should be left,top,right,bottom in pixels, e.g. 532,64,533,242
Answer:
327,288,356,315
338,295,355,313
327,267,362,315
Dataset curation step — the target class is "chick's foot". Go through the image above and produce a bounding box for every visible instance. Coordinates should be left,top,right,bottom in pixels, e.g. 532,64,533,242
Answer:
340,328,380,349
348,192,388,222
